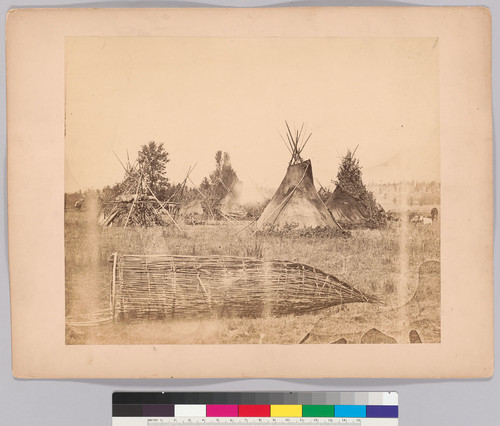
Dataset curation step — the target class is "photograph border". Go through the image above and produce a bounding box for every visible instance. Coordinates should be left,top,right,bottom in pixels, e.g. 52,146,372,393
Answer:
7,7,492,378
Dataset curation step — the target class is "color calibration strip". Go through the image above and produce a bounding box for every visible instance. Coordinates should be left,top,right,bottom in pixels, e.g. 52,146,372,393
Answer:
114,403,397,418
113,392,398,426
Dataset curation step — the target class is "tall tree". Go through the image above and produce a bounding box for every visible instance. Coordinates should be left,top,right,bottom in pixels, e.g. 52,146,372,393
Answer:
335,148,382,222
336,149,364,198
137,141,170,199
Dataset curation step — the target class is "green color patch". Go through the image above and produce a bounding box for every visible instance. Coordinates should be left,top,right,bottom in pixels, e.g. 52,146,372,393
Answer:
302,405,335,417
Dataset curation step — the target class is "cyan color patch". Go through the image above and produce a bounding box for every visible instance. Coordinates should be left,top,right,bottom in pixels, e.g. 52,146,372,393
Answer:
334,405,366,418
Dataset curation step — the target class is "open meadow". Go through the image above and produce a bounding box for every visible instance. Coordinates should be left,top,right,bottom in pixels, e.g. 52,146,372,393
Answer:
65,208,440,345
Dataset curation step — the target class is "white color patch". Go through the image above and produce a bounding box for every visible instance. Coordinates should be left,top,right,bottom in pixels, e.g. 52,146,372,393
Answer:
174,405,207,417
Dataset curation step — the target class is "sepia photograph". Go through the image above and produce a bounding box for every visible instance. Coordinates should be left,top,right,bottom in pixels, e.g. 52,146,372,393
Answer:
7,6,492,378
64,36,440,345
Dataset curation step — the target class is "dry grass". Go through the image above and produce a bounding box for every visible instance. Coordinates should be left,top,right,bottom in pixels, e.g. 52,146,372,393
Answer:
65,210,440,344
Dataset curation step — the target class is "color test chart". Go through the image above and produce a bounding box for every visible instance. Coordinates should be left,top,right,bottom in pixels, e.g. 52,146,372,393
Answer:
113,392,398,426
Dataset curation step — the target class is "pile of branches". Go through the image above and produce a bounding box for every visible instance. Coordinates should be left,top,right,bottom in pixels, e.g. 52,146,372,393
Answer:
100,195,168,227
112,254,378,321
257,223,351,239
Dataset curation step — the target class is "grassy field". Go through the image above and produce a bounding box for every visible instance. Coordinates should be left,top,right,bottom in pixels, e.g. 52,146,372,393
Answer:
65,209,440,345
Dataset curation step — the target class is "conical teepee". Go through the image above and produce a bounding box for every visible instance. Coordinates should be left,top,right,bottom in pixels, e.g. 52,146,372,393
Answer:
256,123,341,230
325,185,370,225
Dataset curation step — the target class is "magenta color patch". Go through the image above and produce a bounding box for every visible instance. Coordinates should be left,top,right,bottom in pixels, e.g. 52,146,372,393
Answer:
206,405,239,417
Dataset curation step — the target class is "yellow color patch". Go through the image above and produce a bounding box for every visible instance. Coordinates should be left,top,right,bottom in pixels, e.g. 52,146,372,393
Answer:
270,405,302,417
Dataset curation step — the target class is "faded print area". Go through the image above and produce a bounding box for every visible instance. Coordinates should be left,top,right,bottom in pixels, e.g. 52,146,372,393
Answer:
65,37,440,345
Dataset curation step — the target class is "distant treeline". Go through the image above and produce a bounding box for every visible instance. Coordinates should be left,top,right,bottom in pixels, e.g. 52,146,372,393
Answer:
367,181,441,208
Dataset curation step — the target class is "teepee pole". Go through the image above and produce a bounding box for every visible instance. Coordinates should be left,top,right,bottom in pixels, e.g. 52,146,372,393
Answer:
145,184,182,231
277,130,292,155
300,132,313,153
250,191,295,236
113,151,127,173
297,123,304,142
251,163,310,235
187,176,217,220
123,174,142,228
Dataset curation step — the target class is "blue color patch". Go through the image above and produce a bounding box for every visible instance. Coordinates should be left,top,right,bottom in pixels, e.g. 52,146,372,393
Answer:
366,405,398,418
334,405,366,418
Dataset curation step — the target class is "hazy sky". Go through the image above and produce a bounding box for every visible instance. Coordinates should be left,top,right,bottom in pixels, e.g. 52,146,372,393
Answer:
65,36,439,198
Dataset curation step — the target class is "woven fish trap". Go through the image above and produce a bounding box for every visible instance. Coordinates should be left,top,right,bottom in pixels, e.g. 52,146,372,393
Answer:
111,254,377,321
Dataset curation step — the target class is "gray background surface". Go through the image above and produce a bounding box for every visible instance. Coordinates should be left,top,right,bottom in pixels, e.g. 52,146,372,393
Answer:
1,0,498,424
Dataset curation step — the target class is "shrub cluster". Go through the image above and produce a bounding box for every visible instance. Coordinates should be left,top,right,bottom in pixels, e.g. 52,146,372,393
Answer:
258,223,351,239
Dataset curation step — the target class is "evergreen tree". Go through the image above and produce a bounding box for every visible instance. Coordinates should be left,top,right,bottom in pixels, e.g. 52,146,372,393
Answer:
335,149,365,198
335,148,384,225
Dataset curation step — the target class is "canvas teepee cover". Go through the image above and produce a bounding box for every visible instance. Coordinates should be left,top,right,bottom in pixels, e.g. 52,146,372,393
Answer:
256,159,341,230
325,185,370,224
